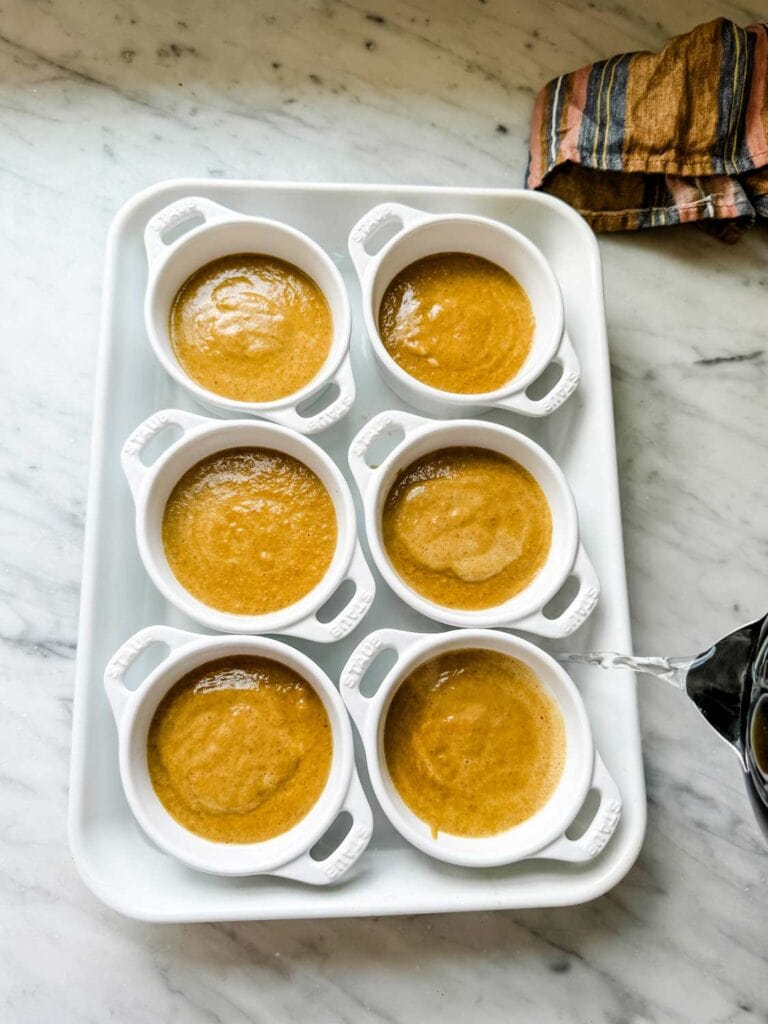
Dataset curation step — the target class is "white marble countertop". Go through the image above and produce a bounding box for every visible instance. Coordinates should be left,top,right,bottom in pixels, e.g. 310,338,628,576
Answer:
2,1,767,1020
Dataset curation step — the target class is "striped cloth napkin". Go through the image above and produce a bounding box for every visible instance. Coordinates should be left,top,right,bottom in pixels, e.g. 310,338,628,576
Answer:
526,18,768,240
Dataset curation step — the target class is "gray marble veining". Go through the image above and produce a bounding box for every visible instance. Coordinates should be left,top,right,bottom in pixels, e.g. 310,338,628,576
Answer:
1,1,767,1021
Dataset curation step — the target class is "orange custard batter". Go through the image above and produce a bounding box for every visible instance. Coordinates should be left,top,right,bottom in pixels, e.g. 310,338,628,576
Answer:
379,252,534,394
382,446,552,610
162,447,337,615
384,649,565,838
170,253,332,402
147,655,332,843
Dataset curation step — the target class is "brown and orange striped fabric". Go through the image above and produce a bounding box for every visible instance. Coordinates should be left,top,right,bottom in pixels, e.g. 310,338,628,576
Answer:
527,19,768,239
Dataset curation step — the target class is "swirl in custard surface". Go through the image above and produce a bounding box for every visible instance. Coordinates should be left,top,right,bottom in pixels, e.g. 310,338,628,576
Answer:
382,446,551,610
147,656,332,843
378,252,534,394
170,254,332,402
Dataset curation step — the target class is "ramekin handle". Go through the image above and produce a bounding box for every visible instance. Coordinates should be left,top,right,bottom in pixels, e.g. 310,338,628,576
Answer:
535,753,622,863
347,202,432,281
272,773,373,885
347,408,429,497
144,196,240,267
494,331,581,417
282,544,376,644
263,355,356,435
104,625,201,724
511,545,600,638
121,408,210,500
339,627,424,732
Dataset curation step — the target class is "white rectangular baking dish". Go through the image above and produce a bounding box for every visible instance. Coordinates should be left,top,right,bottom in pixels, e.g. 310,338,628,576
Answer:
69,180,645,922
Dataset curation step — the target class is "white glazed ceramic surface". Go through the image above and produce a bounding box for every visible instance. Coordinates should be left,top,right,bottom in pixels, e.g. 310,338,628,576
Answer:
144,196,355,434
122,408,376,641
340,628,622,867
348,409,599,637
347,201,580,418
71,181,644,923
105,626,373,882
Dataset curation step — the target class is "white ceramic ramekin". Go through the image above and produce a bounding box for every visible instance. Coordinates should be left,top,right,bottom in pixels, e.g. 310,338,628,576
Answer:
105,625,373,882
348,409,599,638
122,408,375,641
340,627,621,868
347,202,580,418
144,195,354,434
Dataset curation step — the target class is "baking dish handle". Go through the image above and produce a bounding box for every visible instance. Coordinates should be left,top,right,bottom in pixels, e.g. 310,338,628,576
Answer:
535,753,622,863
104,625,202,724
494,331,581,417
510,545,600,638
121,408,210,500
347,408,429,497
340,627,424,732
281,543,376,644
144,195,241,267
271,773,373,885
347,202,433,281
262,354,356,435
